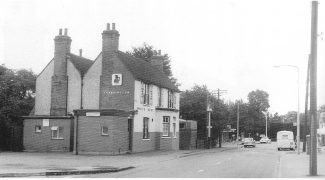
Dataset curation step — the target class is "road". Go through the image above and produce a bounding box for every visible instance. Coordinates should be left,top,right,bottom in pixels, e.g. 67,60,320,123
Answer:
68,142,291,178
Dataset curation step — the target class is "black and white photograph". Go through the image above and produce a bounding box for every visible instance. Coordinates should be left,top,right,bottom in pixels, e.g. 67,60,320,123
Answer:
1,0,325,178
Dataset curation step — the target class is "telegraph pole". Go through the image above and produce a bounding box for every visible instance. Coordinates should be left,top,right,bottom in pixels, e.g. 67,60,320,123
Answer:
309,1,318,176
212,89,227,148
236,101,240,149
303,55,311,152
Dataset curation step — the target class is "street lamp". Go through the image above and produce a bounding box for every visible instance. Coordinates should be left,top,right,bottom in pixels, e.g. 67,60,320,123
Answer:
263,111,268,138
273,65,300,155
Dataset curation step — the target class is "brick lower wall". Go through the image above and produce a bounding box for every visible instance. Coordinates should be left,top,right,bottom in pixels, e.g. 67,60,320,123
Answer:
77,116,129,154
132,132,179,152
23,119,72,152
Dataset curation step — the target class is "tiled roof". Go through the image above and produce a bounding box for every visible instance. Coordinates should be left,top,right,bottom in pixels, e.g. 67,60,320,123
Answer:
69,53,93,76
117,51,179,92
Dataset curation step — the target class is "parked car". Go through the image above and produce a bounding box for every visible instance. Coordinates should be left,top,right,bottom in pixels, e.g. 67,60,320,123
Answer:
260,137,271,144
243,138,256,148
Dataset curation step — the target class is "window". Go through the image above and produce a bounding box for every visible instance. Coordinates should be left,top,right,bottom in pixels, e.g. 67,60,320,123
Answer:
143,117,149,139
180,123,186,129
102,126,109,136
167,91,176,109
35,125,42,133
51,126,63,139
172,123,176,137
157,88,162,107
163,116,170,136
141,82,152,105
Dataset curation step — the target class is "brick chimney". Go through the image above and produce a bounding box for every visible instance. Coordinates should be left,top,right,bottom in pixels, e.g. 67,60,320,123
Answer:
150,50,164,72
102,23,120,54
50,28,71,116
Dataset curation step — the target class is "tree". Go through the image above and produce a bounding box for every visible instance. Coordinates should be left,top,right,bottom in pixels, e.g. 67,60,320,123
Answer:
0,64,36,150
127,43,179,86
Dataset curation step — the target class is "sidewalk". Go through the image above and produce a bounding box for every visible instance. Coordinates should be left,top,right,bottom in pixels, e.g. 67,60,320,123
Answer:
0,144,236,177
279,151,325,178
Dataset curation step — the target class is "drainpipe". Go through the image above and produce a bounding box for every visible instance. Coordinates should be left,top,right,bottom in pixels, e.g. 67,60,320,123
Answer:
80,75,84,109
73,114,79,155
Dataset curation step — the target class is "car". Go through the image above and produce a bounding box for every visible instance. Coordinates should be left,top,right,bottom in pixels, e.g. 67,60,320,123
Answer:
260,137,271,144
243,138,256,148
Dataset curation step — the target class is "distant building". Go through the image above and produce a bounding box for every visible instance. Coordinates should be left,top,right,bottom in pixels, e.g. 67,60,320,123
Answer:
23,23,180,154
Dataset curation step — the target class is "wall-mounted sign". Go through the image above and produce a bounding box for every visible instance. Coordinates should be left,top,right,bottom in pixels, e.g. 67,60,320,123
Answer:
104,91,130,95
86,112,100,117
112,74,122,85
43,119,49,127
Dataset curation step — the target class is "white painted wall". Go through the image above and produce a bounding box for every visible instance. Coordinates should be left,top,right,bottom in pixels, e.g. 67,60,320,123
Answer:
67,60,81,114
82,53,102,109
133,80,179,134
35,60,54,115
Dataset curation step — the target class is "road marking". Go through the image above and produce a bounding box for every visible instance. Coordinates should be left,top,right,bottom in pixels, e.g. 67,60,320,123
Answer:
198,169,204,173
227,157,232,160
216,161,221,165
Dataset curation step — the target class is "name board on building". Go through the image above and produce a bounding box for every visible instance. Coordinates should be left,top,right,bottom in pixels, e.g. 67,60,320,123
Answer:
86,112,100,117
137,107,154,112
104,91,130,95
43,119,49,127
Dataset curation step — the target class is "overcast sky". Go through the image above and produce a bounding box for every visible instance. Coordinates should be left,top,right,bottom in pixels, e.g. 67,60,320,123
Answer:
1,0,325,115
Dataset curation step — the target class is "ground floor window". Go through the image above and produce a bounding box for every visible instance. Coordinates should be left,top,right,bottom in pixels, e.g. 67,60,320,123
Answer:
35,125,42,133
143,117,149,139
101,126,109,136
163,116,170,136
51,126,63,139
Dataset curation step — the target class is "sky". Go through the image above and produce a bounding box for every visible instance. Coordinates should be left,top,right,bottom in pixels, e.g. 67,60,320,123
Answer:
1,0,325,115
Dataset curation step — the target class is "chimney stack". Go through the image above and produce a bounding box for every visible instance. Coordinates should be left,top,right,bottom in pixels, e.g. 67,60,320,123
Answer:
150,49,164,72
102,23,120,53
53,28,71,76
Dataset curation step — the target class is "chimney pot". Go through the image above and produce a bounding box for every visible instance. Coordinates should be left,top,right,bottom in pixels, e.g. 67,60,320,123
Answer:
112,23,116,30
79,49,82,57
59,29,62,35
64,28,68,36
107,23,110,30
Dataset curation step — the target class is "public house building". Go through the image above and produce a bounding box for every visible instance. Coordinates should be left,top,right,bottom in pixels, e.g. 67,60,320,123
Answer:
23,23,180,154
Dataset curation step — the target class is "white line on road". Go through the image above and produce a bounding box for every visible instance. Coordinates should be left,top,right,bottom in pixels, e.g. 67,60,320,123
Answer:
198,169,204,173
216,161,222,165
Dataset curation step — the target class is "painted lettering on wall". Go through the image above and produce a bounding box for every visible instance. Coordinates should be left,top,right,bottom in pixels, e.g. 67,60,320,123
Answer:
137,107,154,112
104,91,130,95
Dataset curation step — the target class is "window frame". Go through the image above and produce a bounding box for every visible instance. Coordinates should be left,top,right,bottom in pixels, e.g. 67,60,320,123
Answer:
162,116,170,137
101,126,109,136
51,126,64,140
35,125,42,133
143,117,149,139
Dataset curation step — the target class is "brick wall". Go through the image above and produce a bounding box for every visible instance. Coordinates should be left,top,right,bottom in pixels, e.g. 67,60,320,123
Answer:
23,119,72,152
77,116,129,154
50,75,68,116
99,55,135,110
180,129,197,150
132,132,179,152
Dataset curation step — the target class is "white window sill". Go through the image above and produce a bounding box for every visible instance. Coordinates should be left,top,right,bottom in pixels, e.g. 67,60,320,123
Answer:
161,136,171,139
142,139,150,141
51,138,64,140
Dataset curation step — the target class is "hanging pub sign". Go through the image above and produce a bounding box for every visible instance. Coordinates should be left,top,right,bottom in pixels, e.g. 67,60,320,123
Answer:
112,74,122,85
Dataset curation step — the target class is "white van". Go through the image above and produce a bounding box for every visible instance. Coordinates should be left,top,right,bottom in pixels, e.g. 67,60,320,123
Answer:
277,131,295,151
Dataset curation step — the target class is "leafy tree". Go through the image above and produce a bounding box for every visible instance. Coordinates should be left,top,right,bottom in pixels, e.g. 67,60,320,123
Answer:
127,43,179,86
0,64,36,150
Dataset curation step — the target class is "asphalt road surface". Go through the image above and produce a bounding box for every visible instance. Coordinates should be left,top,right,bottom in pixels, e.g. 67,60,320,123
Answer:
66,142,290,178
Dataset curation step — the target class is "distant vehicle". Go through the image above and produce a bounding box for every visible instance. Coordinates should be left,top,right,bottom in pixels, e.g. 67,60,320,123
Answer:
277,131,295,151
260,137,271,144
243,138,256,148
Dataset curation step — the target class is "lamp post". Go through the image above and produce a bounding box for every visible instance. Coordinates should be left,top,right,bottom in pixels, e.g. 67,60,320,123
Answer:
273,65,300,155
263,111,268,138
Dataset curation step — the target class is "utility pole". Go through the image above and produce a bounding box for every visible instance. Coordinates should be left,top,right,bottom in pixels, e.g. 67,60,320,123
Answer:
212,88,227,148
265,113,268,138
237,101,240,149
206,91,212,148
309,1,318,176
303,55,311,152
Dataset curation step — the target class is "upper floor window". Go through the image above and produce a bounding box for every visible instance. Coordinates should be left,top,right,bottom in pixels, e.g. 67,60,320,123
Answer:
167,90,176,109
140,82,153,105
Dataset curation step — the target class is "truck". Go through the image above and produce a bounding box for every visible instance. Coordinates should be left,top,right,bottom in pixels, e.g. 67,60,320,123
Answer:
277,131,295,151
